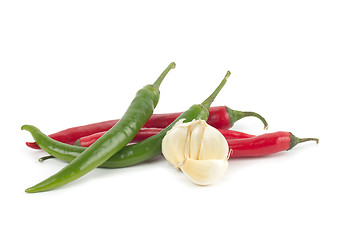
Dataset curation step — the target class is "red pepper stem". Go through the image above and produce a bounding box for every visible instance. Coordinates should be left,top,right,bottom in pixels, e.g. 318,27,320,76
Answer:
289,133,319,150
152,62,176,89
201,71,231,110
226,107,269,129
299,138,319,144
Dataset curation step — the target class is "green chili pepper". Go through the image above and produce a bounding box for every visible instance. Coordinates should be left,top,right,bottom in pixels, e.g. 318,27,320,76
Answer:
23,62,176,193
23,71,230,170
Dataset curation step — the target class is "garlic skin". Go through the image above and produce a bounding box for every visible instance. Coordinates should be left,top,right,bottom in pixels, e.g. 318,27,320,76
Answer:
162,119,229,185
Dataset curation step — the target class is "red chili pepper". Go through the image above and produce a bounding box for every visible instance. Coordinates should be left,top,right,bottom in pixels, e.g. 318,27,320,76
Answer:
76,128,255,147
228,131,319,158
26,106,267,149
38,131,318,163
76,130,317,157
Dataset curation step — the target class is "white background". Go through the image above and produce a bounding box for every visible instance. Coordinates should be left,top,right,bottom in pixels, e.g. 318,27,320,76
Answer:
1,1,359,239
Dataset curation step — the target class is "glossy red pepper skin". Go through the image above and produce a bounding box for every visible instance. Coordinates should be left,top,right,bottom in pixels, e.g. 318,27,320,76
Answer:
76,128,255,147
228,132,318,158
37,131,318,164
77,130,317,158
26,106,267,149
205,106,232,129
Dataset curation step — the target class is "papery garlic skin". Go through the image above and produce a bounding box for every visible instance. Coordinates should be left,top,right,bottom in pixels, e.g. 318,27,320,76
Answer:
161,119,229,185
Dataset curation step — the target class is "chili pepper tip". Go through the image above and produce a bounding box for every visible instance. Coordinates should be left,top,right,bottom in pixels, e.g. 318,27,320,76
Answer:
25,187,36,193
74,139,81,146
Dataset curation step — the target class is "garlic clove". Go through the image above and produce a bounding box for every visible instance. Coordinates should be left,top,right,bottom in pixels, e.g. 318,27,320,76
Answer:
198,123,229,160
162,119,230,185
162,124,189,168
180,158,228,185
188,120,206,160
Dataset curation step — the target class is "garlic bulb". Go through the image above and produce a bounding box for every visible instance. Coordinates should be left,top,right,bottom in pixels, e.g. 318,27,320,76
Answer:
162,119,229,185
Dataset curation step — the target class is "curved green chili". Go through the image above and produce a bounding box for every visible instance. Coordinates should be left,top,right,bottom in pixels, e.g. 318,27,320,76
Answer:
24,62,176,193
23,71,230,170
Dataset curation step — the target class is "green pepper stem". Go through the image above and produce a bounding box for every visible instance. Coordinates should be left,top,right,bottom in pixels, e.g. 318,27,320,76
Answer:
152,62,176,89
299,138,319,144
201,71,231,110
39,155,55,162
225,107,269,129
289,133,319,150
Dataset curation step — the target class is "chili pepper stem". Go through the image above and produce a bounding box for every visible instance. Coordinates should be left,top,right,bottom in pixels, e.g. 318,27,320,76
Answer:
226,107,269,130
201,71,231,109
152,62,176,89
39,155,55,162
299,138,319,144
289,133,319,150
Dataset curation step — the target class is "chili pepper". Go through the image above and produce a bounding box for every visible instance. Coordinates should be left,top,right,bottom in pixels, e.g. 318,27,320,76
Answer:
77,130,317,157
228,131,319,158
39,130,318,163
23,62,176,193
23,71,231,169
26,106,267,149
140,106,268,130
76,128,255,147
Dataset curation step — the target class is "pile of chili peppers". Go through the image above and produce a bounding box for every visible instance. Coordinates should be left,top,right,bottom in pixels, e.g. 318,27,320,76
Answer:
22,62,318,193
